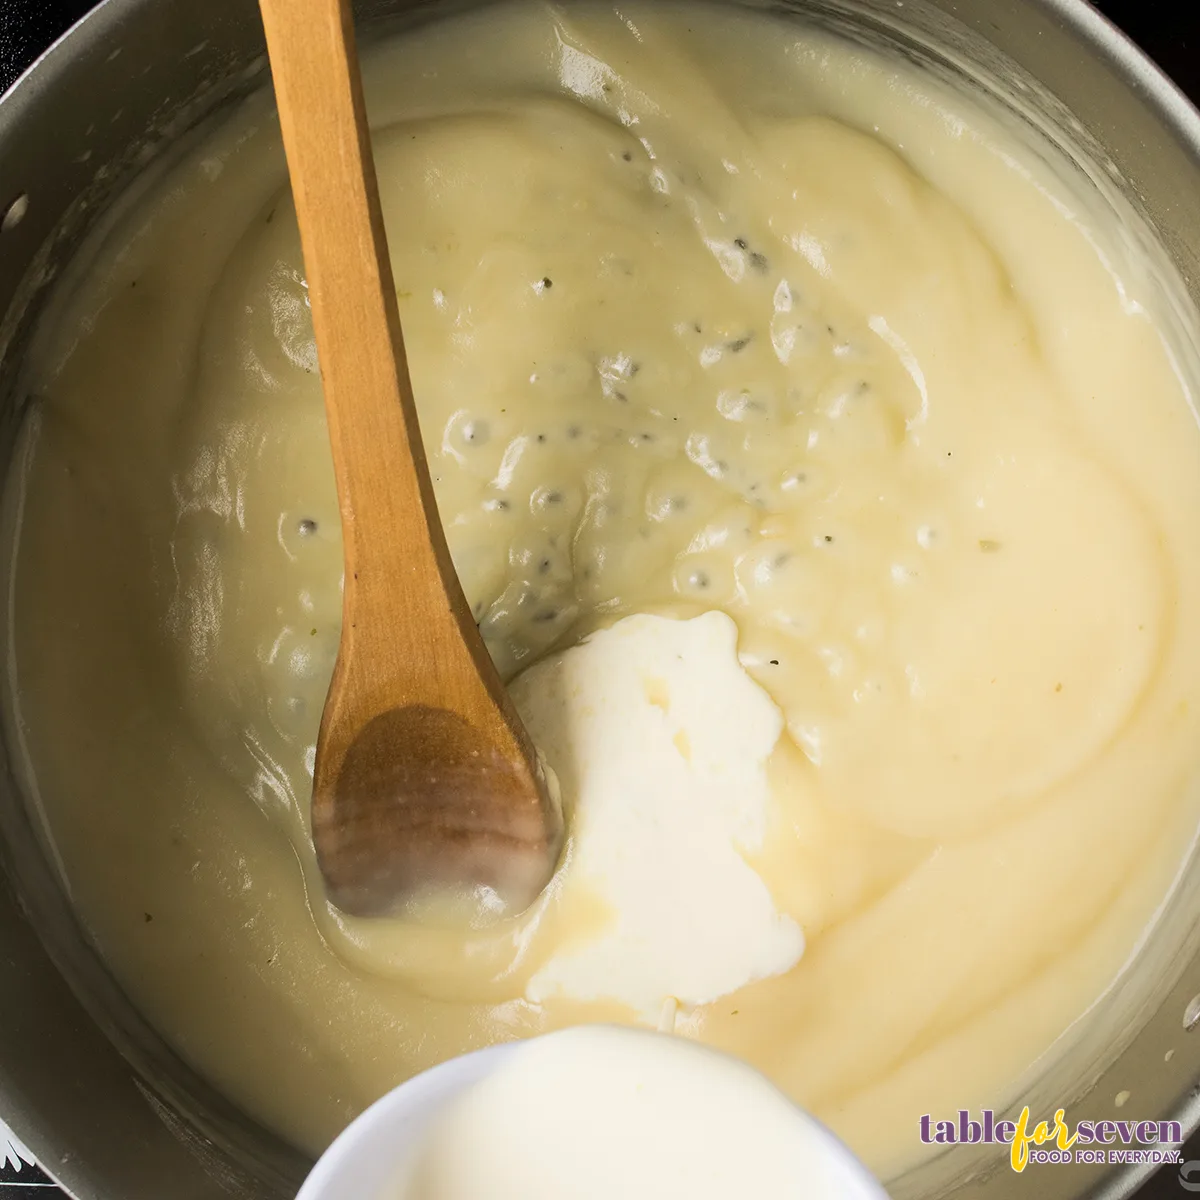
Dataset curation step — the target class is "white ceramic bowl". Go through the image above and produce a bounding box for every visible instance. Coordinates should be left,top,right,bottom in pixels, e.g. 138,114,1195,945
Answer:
296,1027,890,1200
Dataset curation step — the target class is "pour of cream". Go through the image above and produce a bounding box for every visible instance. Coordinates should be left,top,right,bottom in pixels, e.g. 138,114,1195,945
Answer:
391,1027,873,1200
515,613,803,1020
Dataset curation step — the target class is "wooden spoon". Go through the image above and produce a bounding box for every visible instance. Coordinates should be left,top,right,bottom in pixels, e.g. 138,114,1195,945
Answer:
257,0,563,917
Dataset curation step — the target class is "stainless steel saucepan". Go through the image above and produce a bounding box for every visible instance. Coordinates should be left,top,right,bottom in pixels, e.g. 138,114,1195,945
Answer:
2,1,1199,1196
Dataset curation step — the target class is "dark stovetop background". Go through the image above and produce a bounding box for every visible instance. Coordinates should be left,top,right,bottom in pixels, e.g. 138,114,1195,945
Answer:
7,0,1197,93
0,0,1198,1196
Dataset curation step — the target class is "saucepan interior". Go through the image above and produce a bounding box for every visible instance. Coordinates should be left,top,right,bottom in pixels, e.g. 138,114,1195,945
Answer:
2,1,1200,1197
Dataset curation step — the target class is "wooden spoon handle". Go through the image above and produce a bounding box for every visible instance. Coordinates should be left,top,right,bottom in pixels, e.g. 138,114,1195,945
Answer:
258,0,517,735
258,0,442,628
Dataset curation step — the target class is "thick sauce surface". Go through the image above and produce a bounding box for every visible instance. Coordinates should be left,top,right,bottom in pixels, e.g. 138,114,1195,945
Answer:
7,1,1200,1178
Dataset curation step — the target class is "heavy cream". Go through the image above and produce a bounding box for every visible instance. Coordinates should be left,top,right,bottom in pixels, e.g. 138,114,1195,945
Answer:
390,1028,872,1200
515,612,803,1019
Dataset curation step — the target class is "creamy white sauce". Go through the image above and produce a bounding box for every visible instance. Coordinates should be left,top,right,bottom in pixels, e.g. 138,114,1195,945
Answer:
5,0,1200,1180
